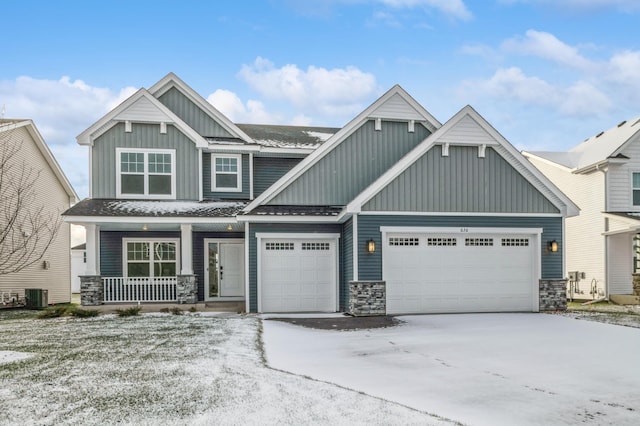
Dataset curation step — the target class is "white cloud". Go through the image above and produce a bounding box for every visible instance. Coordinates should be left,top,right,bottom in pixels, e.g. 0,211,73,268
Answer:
238,57,378,119
206,89,280,124
378,0,472,20
499,0,640,12
0,76,137,199
501,30,595,70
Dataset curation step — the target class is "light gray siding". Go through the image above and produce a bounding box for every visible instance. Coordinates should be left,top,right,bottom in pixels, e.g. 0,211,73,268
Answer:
364,145,560,213
92,123,199,199
157,87,235,138
268,120,430,205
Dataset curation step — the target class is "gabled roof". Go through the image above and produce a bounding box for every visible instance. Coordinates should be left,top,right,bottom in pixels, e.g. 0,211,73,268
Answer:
346,105,579,217
0,119,78,203
524,117,640,172
148,72,254,143
76,88,209,147
243,84,443,212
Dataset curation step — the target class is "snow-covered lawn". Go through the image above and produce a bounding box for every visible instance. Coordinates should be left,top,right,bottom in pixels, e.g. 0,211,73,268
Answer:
0,313,445,425
263,313,640,426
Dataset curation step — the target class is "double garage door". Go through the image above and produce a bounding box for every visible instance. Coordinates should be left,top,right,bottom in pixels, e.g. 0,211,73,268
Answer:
260,237,337,312
384,229,539,314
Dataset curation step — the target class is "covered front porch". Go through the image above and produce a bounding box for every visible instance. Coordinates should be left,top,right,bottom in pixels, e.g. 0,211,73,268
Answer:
603,212,640,298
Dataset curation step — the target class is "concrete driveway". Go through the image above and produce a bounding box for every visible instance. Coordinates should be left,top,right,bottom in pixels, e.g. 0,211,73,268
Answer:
262,313,640,426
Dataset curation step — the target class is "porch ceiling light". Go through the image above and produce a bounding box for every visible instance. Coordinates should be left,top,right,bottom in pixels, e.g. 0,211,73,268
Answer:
367,239,376,254
142,224,148,231
548,240,558,253
227,224,233,231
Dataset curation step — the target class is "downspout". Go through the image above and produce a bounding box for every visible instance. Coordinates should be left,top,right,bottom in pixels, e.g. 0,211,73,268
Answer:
597,164,610,301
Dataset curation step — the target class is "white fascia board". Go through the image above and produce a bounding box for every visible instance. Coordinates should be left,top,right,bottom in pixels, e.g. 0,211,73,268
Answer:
207,145,261,153
5,120,79,202
63,216,238,224
258,147,316,155
148,73,255,144
602,212,640,227
380,226,543,235
243,85,442,213
602,225,640,236
77,89,209,149
236,215,339,223
360,211,564,217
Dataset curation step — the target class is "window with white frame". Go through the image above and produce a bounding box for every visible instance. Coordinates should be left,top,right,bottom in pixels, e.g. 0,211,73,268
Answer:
116,148,175,198
212,154,242,192
633,172,640,206
124,240,179,277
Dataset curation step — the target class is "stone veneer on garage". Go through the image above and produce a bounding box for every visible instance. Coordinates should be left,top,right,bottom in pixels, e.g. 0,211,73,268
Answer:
349,281,386,316
539,279,568,311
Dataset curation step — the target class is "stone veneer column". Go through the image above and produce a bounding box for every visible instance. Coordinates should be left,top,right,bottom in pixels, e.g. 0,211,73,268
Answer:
632,274,640,296
176,275,197,304
539,279,568,311
80,275,103,306
349,281,386,316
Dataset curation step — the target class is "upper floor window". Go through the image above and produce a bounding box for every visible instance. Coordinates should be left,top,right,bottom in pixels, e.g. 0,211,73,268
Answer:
116,148,176,199
212,154,242,192
633,172,640,206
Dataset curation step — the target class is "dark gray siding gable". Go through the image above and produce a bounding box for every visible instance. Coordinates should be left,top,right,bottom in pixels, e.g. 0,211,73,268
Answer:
157,87,235,138
364,145,560,213
92,123,199,200
253,156,302,197
357,215,563,281
268,120,430,205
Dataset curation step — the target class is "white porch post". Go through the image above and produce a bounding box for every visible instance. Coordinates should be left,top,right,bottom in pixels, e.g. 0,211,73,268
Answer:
180,224,193,275
84,223,100,275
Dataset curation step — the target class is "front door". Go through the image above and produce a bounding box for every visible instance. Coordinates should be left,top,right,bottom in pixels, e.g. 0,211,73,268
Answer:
205,240,244,300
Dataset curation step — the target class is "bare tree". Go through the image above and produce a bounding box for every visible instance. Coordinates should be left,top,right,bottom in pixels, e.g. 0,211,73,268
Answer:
0,129,62,275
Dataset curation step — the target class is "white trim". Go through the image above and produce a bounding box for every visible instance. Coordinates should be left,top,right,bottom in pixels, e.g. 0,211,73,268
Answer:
243,85,442,213
361,211,564,217
249,152,254,200
352,215,359,281
256,232,340,313
211,153,242,192
237,215,339,223
244,223,250,313
379,226,543,235
521,151,575,172
198,148,203,201
64,216,240,224
122,238,181,278
115,147,176,199
88,145,93,199
180,224,193,275
346,105,580,218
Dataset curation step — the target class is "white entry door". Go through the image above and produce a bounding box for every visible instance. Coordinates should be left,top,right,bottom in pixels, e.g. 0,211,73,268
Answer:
259,236,338,313
205,240,244,300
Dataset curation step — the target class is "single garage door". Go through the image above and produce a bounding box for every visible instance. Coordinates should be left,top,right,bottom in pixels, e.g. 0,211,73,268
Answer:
384,230,538,314
260,237,337,312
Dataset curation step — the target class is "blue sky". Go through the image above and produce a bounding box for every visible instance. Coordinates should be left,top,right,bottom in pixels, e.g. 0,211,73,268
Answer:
2,0,640,200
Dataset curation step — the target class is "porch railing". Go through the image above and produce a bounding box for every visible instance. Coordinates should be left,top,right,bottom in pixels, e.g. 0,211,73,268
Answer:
103,277,177,303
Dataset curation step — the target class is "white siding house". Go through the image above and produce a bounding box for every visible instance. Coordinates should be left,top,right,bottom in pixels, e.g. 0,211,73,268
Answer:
524,118,640,300
0,120,78,305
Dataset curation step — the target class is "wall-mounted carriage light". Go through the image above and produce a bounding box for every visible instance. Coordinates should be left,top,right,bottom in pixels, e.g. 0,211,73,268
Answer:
548,240,558,253
367,239,376,254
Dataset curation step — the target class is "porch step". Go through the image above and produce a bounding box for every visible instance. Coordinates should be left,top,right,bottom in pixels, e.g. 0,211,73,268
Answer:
203,301,246,313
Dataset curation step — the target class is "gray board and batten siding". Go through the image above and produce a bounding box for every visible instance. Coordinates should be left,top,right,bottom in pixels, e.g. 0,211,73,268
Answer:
357,215,564,281
92,123,199,200
202,152,251,200
364,145,560,214
157,87,235,138
267,120,431,206
253,156,303,197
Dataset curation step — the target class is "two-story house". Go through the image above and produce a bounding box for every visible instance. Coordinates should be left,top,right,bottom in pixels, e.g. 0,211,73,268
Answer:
63,73,578,314
524,119,640,302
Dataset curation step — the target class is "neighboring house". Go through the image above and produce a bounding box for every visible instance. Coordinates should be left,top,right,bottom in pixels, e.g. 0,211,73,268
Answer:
63,73,578,314
524,118,640,301
0,119,78,304
71,243,87,293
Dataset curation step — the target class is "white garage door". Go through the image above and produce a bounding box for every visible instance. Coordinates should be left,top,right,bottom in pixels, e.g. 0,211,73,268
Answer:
384,230,538,314
260,237,337,312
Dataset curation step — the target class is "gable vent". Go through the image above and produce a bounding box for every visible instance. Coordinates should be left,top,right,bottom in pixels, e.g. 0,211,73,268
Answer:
618,120,627,127
596,131,604,138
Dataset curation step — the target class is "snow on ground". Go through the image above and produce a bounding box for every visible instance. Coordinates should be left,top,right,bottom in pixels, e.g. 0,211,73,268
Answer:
262,313,640,426
0,314,446,426
0,350,33,365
